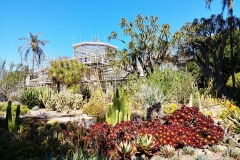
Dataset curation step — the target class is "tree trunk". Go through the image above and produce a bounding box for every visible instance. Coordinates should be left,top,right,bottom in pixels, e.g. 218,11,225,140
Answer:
32,51,35,74
230,22,236,97
57,82,61,92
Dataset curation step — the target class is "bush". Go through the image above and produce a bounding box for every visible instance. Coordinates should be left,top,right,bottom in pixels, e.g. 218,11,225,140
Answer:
20,88,41,109
45,90,83,113
0,102,29,115
147,66,197,104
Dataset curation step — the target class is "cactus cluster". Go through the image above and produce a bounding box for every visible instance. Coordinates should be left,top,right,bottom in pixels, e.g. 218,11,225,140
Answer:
105,88,131,126
6,101,20,133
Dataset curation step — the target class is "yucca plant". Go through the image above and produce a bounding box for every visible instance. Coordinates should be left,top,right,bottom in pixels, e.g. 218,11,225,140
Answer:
116,141,137,159
159,145,175,159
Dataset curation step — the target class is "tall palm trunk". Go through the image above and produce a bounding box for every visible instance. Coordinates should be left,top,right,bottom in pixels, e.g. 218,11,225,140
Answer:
32,50,35,74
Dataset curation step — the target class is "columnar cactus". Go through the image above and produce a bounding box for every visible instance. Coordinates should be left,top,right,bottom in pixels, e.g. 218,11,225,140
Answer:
105,88,131,126
6,101,20,133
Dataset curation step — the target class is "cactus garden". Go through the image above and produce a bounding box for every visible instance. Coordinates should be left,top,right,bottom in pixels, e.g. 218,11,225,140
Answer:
1,4,240,159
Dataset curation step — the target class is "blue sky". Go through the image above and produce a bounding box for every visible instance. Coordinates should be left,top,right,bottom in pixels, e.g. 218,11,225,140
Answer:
1,0,240,68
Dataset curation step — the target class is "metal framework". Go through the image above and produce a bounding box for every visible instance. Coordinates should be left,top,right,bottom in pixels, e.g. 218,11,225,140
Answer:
26,38,127,91
72,38,127,90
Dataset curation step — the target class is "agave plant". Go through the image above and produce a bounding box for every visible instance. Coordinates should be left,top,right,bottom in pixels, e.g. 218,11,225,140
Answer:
136,134,155,156
208,145,220,153
116,141,137,159
195,155,210,160
182,145,195,155
223,147,240,159
159,145,175,159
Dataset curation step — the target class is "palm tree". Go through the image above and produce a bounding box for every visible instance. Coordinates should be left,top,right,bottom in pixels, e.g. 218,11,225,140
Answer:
18,32,49,74
206,0,236,97
206,0,233,16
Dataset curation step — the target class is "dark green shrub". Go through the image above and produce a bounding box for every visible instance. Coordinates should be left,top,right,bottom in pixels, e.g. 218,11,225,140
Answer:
79,85,91,101
20,88,41,109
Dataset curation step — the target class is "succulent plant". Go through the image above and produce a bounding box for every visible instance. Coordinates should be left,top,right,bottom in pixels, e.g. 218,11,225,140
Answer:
182,145,195,155
223,147,240,159
136,134,155,155
194,155,210,160
159,144,175,158
208,145,220,153
105,88,131,126
116,141,137,158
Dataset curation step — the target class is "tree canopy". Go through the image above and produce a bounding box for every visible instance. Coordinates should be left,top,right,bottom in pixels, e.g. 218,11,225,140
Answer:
18,32,49,73
107,15,173,77
47,59,86,92
173,14,240,97
0,62,29,101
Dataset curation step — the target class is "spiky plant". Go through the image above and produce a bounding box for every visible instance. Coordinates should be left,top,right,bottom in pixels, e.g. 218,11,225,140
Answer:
117,141,137,159
182,145,195,155
208,145,220,153
194,155,210,160
136,134,155,155
159,145,175,159
223,147,240,159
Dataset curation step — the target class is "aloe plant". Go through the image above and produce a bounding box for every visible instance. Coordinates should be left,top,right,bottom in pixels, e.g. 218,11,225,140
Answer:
117,141,137,159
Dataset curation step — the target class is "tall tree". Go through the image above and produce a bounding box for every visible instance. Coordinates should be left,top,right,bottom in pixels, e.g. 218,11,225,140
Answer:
18,32,49,74
107,15,172,77
0,62,29,101
172,14,239,97
47,59,86,92
205,0,237,96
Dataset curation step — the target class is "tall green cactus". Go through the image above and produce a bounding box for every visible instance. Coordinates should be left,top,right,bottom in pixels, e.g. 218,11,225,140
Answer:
6,101,20,133
105,88,132,126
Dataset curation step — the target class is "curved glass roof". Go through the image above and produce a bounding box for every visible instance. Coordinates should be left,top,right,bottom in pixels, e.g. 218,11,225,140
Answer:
72,39,118,57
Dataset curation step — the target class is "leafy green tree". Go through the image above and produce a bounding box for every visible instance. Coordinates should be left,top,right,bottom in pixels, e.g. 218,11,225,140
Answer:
18,32,49,73
205,0,240,96
0,62,29,101
107,15,172,77
47,59,86,92
222,30,240,83
173,14,240,97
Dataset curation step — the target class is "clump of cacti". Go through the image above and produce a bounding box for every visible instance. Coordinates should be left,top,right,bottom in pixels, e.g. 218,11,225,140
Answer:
105,88,131,126
6,101,20,133
182,145,195,155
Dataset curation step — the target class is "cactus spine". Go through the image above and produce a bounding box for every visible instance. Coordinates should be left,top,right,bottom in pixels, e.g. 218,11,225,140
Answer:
105,88,132,126
6,101,20,133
